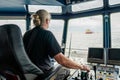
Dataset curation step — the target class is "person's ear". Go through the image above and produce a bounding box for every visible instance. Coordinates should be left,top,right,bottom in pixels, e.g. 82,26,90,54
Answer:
46,19,50,24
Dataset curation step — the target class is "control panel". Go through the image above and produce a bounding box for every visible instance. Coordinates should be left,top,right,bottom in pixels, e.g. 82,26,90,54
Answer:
67,66,119,80
96,66,118,80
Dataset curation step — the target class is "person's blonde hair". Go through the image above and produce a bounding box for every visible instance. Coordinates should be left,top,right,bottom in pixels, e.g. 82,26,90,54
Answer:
32,9,51,26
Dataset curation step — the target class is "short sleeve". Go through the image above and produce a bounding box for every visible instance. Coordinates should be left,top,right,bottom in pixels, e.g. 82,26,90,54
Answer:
47,31,62,57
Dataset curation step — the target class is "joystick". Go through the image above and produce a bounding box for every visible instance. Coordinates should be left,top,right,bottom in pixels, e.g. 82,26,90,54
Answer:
81,71,88,80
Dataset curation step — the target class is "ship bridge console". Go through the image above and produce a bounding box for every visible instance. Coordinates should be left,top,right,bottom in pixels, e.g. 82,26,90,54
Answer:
66,48,120,80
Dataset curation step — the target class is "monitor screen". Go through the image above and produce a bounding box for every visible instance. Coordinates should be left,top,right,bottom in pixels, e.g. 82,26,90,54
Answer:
87,48,104,64
108,48,120,65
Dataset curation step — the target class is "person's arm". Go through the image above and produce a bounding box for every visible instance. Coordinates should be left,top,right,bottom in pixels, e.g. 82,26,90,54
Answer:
54,53,90,72
47,31,90,72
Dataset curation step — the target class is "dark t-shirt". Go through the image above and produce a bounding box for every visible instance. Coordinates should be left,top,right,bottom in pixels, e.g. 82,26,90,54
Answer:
23,27,62,73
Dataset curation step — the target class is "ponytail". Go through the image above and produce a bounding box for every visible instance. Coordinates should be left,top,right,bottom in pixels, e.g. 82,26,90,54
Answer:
32,14,41,26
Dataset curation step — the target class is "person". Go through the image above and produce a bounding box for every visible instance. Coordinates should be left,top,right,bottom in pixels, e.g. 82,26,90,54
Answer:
23,9,90,78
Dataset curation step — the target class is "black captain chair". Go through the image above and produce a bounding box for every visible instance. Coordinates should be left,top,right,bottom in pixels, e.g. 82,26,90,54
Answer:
0,24,44,80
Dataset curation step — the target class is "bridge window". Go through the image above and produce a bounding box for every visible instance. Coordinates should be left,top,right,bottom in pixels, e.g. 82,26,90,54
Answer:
29,5,62,13
48,20,64,46
0,19,26,35
111,13,120,48
72,0,103,12
65,15,103,63
109,0,120,5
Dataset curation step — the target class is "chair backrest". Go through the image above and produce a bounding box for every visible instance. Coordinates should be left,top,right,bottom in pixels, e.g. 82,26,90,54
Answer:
0,24,43,79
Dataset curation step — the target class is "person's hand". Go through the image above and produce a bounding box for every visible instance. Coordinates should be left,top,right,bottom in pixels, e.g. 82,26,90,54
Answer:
80,64,90,72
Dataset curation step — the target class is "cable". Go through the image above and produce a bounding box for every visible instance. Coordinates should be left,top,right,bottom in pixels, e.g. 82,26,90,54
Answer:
93,66,96,80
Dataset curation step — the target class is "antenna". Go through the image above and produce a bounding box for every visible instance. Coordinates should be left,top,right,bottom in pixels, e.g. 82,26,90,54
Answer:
68,33,72,58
